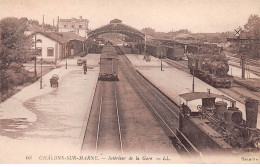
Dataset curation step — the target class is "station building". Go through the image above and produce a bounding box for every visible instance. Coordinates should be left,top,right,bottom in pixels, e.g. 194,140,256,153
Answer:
31,31,86,62
58,16,89,38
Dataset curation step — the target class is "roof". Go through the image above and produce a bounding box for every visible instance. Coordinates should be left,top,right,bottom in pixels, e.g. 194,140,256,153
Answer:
61,32,86,41
33,31,67,43
32,31,86,44
88,21,145,39
59,17,89,23
110,19,122,24
180,92,235,102
175,33,196,40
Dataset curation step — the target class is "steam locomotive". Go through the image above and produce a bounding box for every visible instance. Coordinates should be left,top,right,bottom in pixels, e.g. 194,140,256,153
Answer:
178,90,260,154
187,54,232,88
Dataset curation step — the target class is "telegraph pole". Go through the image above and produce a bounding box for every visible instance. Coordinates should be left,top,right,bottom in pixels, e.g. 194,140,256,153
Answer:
227,27,260,79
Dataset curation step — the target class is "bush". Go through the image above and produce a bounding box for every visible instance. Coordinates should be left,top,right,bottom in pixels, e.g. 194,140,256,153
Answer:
0,89,19,102
4,67,32,88
0,68,34,102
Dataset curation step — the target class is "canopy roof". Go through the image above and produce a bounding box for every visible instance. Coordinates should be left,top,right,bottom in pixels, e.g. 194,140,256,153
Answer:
88,19,145,39
180,92,235,102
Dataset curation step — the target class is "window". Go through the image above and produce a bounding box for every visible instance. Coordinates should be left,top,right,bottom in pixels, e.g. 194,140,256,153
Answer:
79,25,82,28
64,25,67,28
47,47,54,57
37,47,42,56
72,25,74,28
36,39,42,43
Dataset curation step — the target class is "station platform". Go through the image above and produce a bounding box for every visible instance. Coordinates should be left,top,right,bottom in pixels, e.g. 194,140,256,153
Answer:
0,54,100,162
233,77,260,92
125,54,260,129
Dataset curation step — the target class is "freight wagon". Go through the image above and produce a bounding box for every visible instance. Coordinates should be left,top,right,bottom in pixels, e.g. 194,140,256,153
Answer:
98,42,119,81
146,44,185,60
167,45,185,60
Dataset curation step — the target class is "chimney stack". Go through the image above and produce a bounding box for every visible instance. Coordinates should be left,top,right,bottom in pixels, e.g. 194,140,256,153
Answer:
43,15,45,32
245,98,259,129
57,16,59,32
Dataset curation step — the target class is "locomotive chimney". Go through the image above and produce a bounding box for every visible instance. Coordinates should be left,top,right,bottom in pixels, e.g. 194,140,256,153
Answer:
245,98,259,129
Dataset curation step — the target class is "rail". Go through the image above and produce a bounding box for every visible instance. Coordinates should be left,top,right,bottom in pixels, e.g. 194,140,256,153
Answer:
121,55,194,156
95,81,123,154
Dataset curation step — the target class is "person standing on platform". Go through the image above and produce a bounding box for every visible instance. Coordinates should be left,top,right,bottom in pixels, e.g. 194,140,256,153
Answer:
83,63,87,75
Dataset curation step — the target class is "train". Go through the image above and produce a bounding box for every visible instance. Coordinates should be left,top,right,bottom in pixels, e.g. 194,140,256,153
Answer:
187,53,232,88
167,45,185,60
177,90,260,154
145,44,185,60
98,42,119,81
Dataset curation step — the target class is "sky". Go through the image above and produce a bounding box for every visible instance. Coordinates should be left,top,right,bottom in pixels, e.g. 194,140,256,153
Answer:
0,0,259,33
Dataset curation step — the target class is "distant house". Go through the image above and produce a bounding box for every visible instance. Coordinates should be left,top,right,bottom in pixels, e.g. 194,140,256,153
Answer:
31,31,86,62
174,34,197,41
110,18,122,24
58,16,89,38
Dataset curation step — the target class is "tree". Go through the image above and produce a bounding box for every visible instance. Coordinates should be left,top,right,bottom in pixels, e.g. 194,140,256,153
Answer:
0,17,34,93
141,27,155,36
43,23,57,32
28,19,40,26
243,14,260,39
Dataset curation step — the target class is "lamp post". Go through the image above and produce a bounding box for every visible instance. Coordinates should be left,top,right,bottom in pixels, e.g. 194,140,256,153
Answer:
66,57,68,69
241,55,245,79
40,58,43,89
161,58,163,71
144,34,147,55
192,69,195,92
160,52,163,71
34,34,37,80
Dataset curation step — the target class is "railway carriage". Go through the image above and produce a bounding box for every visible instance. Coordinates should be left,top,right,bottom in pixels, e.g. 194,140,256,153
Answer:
98,42,119,81
146,44,185,60
166,45,185,60
156,45,167,58
146,44,157,57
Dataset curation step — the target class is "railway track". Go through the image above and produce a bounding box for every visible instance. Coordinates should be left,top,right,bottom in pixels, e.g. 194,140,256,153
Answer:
227,56,260,76
164,59,189,73
228,55,260,67
82,54,200,156
120,55,199,156
81,81,123,155
163,58,260,103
